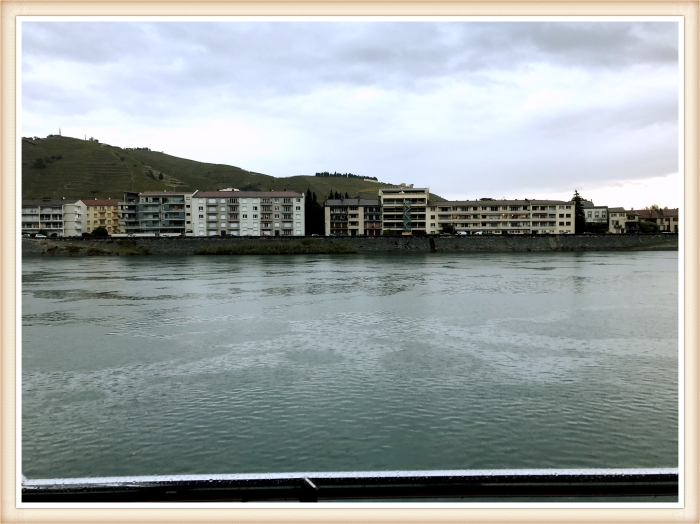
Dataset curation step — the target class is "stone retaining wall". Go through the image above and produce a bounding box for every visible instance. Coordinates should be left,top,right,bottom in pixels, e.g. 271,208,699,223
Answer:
22,234,678,257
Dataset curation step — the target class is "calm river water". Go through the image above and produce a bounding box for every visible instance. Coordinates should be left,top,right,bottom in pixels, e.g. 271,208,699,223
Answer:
22,252,678,479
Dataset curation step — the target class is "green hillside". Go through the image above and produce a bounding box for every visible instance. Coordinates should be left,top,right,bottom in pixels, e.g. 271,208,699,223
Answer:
22,135,445,202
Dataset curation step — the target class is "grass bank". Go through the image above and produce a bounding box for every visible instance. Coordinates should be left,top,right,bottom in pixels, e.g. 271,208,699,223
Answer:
194,239,358,255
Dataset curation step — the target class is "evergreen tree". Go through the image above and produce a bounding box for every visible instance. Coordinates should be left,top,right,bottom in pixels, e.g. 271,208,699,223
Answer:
572,189,586,234
344,192,349,198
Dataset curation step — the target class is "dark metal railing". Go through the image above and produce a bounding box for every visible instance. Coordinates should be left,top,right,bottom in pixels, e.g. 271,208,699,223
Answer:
22,468,677,503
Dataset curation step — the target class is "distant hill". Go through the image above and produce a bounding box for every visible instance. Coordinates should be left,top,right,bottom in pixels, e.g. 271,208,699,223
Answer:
21,135,445,202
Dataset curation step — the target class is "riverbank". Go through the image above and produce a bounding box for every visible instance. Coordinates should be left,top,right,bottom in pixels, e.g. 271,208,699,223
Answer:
21,234,678,257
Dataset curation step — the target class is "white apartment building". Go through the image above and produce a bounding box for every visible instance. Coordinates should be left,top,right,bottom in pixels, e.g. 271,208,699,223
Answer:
192,190,305,236
435,199,575,235
582,202,608,232
21,199,86,237
378,187,439,235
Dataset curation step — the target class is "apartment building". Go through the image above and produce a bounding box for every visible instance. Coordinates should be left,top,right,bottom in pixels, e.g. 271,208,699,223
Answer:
637,208,679,232
21,199,86,237
378,187,438,235
582,202,608,232
436,199,575,235
80,198,122,235
608,207,627,234
324,198,382,236
192,190,305,236
118,191,195,236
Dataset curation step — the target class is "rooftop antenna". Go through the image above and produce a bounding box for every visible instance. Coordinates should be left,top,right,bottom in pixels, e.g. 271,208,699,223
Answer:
59,127,61,136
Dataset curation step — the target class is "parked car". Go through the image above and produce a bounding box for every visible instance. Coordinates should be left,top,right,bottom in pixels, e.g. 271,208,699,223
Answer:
35,234,47,238
311,234,320,237
457,231,468,236
474,231,484,235
22,233,30,238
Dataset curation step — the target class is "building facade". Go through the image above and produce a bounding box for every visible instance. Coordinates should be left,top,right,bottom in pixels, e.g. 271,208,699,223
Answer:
582,202,608,232
378,187,438,235
21,199,85,237
118,191,195,236
324,198,382,236
608,207,627,234
436,199,575,235
80,199,122,235
637,208,679,232
192,190,305,236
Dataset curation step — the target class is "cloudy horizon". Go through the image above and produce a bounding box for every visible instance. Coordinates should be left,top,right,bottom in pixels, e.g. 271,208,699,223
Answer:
21,20,681,208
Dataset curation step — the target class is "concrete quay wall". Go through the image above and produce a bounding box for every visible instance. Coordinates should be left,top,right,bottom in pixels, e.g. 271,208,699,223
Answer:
22,234,678,257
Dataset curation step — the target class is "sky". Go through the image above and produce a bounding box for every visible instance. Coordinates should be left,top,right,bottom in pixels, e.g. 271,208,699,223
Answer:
21,19,681,209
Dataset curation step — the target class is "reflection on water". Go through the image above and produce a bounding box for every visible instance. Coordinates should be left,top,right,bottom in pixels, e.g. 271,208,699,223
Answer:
22,252,678,479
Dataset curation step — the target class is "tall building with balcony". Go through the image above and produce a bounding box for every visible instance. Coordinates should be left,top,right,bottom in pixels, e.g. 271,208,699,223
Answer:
118,191,196,235
378,187,437,235
324,198,382,236
79,198,122,234
435,199,575,235
192,190,305,236
21,198,86,237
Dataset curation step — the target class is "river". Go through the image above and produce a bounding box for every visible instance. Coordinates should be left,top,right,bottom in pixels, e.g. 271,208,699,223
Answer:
21,252,678,480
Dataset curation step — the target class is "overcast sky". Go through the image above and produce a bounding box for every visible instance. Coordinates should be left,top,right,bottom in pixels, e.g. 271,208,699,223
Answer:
21,20,680,208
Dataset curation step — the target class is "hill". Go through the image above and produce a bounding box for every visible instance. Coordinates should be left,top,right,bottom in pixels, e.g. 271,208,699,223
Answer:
22,135,445,202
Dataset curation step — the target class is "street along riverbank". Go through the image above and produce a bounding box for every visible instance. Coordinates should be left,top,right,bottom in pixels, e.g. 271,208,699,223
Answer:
22,234,678,257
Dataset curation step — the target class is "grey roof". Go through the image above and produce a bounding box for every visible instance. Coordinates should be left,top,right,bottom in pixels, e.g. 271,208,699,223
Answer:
325,198,381,206
196,191,303,198
22,199,77,206
437,199,573,206
608,207,626,212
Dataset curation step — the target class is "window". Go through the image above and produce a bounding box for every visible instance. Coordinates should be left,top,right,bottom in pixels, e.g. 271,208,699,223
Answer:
208,199,216,204
220,215,226,220
297,198,301,202
199,215,204,219
559,222,564,226
242,214,248,219
587,211,592,217
198,206,204,211
253,214,258,219
566,222,571,226
242,207,248,212
198,198,204,203
296,206,301,211
221,223,226,228
559,214,564,218
199,223,204,228
220,207,226,212
566,214,571,218
221,199,226,204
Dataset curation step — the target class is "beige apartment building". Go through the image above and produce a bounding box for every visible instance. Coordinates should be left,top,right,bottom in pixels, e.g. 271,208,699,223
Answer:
378,187,438,235
324,198,382,236
21,198,86,237
192,190,305,236
436,199,575,235
80,198,122,234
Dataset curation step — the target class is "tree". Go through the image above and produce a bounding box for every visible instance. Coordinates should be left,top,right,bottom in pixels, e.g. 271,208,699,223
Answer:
92,226,109,237
441,224,456,235
639,221,659,234
572,189,586,234
645,204,660,211
158,173,164,180
33,158,46,169
344,192,350,198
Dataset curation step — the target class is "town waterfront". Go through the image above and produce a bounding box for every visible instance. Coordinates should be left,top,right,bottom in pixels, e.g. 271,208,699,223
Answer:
22,252,678,480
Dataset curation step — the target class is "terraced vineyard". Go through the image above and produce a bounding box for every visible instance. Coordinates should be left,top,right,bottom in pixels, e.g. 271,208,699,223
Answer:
22,135,445,202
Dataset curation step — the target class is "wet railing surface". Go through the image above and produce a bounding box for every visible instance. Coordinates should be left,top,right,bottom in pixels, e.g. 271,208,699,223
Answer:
22,468,678,502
